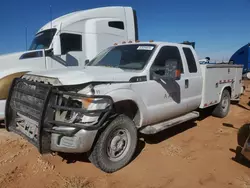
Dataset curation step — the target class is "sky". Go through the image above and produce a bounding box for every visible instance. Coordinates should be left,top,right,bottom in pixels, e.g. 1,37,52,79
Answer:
0,0,250,61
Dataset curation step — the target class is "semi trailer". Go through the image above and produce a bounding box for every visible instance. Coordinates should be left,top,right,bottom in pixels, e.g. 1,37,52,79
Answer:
230,43,250,74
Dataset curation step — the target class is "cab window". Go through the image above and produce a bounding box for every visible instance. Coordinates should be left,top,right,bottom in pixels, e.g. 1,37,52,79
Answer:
150,46,184,77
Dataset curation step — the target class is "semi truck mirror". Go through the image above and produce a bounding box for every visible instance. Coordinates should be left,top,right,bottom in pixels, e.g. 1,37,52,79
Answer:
53,35,62,56
85,59,90,65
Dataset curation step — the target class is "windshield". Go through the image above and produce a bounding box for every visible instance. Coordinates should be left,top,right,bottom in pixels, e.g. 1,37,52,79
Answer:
29,29,57,50
88,44,156,70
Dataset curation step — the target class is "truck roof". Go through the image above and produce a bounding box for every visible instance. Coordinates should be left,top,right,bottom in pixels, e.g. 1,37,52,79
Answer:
38,6,133,33
114,41,194,48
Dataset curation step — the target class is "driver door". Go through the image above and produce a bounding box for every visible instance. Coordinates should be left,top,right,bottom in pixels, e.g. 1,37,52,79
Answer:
140,45,189,125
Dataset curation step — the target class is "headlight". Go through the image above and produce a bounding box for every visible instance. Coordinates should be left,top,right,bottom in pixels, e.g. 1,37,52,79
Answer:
81,98,94,109
55,94,109,125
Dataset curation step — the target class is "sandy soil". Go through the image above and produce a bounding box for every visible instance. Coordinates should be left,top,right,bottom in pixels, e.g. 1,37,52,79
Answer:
0,84,250,188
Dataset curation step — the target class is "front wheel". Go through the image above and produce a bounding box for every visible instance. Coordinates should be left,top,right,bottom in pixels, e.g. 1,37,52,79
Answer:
89,114,137,173
212,89,230,118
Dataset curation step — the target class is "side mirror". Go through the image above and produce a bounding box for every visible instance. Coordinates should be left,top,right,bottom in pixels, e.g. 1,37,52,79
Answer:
164,59,180,80
53,35,62,56
85,59,90,65
151,60,181,81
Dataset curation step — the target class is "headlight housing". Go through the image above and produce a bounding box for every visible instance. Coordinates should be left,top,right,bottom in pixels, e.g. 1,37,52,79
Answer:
54,85,111,126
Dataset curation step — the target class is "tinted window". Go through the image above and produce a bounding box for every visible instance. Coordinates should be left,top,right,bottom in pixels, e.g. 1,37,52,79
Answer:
60,33,82,55
151,46,184,76
183,47,197,73
29,29,57,50
108,21,124,30
20,51,44,59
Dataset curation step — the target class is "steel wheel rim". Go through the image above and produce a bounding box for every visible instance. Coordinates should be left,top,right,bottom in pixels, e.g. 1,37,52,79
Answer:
221,95,229,111
107,128,131,162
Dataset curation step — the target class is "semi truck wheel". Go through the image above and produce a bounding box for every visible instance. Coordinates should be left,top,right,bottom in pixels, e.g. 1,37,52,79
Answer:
89,114,137,173
212,89,230,118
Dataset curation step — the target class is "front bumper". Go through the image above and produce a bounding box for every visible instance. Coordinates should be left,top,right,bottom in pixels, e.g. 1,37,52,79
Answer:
5,78,113,154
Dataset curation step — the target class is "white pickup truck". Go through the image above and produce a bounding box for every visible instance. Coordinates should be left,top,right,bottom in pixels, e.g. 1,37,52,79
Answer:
5,41,243,173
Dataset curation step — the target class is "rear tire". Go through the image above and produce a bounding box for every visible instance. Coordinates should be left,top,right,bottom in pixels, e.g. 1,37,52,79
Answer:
89,114,137,173
237,124,250,147
212,89,230,118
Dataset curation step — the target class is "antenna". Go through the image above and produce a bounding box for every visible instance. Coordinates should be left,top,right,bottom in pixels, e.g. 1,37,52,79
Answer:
25,27,28,50
50,5,52,29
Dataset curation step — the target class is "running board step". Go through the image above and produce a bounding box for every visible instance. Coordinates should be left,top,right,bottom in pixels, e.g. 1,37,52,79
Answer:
139,111,199,135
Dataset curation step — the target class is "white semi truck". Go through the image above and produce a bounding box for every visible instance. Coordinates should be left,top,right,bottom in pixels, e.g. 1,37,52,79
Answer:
0,6,138,119
5,41,243,173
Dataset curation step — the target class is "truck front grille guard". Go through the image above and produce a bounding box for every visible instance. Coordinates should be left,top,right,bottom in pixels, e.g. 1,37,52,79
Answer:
5,78,114,154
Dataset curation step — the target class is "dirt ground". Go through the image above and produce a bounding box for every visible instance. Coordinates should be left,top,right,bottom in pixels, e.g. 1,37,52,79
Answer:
0,84,250,188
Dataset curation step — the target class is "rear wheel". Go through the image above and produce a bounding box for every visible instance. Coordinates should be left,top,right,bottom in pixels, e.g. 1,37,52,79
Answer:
89,114,137,173
237,124,250,147
212,89,230,118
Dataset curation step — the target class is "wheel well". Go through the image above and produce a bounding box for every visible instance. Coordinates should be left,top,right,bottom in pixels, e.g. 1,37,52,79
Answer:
113,100,140,126
224,86,232,97
0,71,28,99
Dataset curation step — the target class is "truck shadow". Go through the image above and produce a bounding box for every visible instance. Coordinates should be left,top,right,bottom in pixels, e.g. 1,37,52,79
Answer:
57,121,196,164
57,139,146,164
58,152,90,163
140,107,215,144
236,103,250,111
230,146,250,168
56,110,212,164
141,121,197,144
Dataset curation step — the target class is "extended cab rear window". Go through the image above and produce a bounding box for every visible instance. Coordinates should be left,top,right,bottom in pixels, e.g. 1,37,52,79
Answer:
183,47,197,73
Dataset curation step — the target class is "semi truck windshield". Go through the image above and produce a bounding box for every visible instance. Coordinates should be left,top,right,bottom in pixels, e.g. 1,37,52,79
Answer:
29,29,57,50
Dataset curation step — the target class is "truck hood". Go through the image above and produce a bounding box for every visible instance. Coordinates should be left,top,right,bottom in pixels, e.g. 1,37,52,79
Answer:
24,66,141,85
0,51,26,71
0,50,44,78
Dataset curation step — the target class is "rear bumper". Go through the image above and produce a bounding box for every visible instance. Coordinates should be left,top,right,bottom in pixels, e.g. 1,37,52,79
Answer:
5,78,113,154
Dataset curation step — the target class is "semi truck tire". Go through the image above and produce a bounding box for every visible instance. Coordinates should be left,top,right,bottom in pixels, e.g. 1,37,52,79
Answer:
237,124,250,148
212,89,230,118
89,114,137,173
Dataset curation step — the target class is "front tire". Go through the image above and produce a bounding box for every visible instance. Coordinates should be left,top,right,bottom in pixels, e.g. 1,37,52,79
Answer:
89,114,137,173
212,89,230,118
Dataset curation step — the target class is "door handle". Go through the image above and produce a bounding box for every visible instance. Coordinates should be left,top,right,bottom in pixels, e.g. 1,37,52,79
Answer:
185,79,189,88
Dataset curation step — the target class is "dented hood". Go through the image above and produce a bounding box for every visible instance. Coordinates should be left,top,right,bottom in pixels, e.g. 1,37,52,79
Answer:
24,66,140,85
